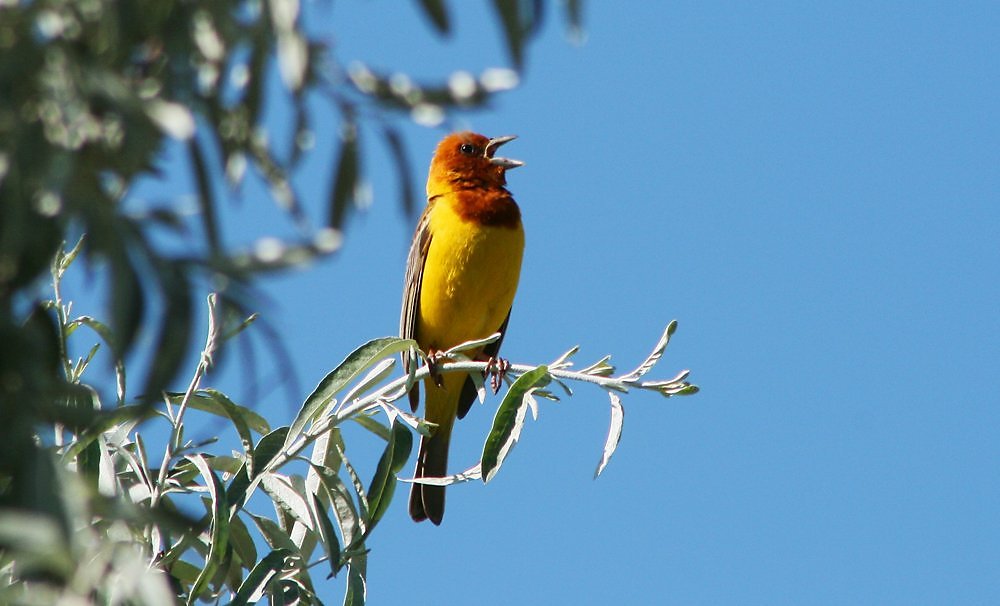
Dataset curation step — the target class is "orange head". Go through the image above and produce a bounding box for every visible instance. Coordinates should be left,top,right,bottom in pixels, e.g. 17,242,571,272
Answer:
427,132,523,198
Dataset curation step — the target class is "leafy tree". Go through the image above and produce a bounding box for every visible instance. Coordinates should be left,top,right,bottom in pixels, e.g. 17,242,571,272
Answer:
0,1,696,603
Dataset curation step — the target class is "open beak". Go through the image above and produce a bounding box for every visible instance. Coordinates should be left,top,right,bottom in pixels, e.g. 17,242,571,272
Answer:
486,135,524,169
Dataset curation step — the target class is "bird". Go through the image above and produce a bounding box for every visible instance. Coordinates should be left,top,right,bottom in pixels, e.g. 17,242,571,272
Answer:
400,131,525,525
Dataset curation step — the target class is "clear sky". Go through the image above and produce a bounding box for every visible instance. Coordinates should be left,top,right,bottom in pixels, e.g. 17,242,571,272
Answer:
118,2,1000,604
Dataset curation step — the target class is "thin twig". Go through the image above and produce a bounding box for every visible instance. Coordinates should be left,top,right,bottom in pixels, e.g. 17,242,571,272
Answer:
151,294,222,506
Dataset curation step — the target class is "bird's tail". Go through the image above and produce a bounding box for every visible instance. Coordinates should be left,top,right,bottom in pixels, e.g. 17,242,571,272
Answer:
408,376,458,525
409,430,451,525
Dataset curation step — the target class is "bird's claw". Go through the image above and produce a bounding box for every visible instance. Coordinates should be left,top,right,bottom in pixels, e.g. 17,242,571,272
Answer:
484,357,511,395
426,351,446,388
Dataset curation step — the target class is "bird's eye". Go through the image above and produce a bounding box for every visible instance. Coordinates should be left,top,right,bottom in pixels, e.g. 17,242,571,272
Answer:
459,143,476,155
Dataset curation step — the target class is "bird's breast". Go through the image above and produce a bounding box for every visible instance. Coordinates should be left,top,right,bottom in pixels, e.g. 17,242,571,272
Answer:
417,192,525,352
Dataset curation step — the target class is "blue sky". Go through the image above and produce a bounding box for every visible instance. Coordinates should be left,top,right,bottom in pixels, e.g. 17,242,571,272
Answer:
112,2,1000,604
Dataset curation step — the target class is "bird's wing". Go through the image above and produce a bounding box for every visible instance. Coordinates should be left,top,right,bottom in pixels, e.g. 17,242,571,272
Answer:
456,309,511,420
400,200,435,412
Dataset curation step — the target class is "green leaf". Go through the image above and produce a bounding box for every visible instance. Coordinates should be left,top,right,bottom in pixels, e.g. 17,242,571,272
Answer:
220,309,259,342
338,449,369,526
350,414,391,441
311,493,342,578
167,389,270,466
417,0,450,34
620,320,677,383
297,427,342,562
579,354,616,377
0,510,74,581
286,337,416,449
189,138,221,254
444,331,501,355
248,513,300,553
673,384,700,396
205,455,244,475
230,549,290,606
491,0,541,69
564,0,584,39
226,463,252,513
260,472,313,536
340,358,396,406
365,420,413,529
141,263,192,399
254,427,290,474
61,404,157,463
76,411,105,488
344,562,367,606
186,455,229,604
328,125,360,230
54,236,86,277
226,426,290,512
549,344,579,369
594,393,625,478
481,365,550,483
169,560,204,586
308,427,345,486
382,127,417,216
321,473,363,550
228,513,259,569
109,252,144,356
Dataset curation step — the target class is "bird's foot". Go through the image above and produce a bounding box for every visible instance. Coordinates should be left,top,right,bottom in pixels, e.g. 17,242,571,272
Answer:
483,356,511,395
426,350,446,388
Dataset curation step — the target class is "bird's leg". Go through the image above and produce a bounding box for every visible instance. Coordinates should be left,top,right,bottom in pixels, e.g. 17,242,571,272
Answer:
425,350,446,388
482,356,511,395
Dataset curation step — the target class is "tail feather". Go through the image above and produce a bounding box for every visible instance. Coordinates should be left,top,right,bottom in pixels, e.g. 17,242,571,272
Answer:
409,431,450,525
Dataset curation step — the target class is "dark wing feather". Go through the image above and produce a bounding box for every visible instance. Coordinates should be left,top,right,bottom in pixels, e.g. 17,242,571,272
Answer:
456,310,511,420
400,200,435,412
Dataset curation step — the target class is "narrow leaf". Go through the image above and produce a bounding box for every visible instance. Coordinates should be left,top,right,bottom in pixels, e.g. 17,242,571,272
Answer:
186,455,229,604
109,252,144,356
228,513,259,568
444,332,500,355
620,321,677,383
382,127,416,216
549,344,579,369
329,127,360,230
323,473,363,548
340,357,395,407
311,494,342,578
578,354,615,377
249,513,300,553
417,0,450,34
481,365,549,483
594,393,625,478
189,139,221,254
401,462,482,486
350,414,391,441
287,337,416,449
344,563,367,606
491,0,527,69
231,549,290,606
564,0,583,39
260,473,314,535
366,420,413,528
253,427,290,474
141,264,192,399
167,389,269,465
55,236,86,276
227,427,288,512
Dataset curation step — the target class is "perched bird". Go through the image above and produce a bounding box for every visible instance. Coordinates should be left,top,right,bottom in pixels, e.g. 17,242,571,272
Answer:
400,132,525,525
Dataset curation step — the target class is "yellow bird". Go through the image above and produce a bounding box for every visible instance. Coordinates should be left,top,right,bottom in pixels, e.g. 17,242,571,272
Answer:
400,132,525,524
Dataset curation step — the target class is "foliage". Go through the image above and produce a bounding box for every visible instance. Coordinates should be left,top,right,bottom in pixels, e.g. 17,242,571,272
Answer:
0,243,696,604
0,1,699,604
1,0,576,577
